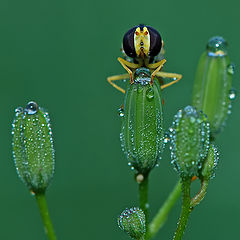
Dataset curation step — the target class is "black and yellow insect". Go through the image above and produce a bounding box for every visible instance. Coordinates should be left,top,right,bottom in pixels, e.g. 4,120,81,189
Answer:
107,25,183,174
107,24,182,94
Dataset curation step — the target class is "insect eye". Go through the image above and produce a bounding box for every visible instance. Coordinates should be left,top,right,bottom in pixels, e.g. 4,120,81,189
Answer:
123,27,137,58
147,26,162,57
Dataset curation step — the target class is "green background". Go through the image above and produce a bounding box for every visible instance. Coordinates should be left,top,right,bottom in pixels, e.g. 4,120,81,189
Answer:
0,0,239,239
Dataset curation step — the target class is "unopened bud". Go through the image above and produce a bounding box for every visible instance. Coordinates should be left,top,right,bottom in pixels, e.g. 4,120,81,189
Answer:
200,144,219,180
118,207,146,239
120,68,164,174
169,106,210,179
12,101,55,194
192,36,235,136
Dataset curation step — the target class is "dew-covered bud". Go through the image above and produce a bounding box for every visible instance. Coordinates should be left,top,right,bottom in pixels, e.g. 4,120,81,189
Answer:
169,106,210,179
118,207,146,240
12,101,55,194
120,68,164,174
192,36,235,136
200,144,219,180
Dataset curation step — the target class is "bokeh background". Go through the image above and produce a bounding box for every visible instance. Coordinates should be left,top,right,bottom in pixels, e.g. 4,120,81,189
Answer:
0,0,239,239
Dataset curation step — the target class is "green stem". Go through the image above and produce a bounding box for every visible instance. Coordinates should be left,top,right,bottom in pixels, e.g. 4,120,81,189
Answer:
146,180,181,239
138,174,149,226
190,179,209,208
173,179,191,240
35,192,57,240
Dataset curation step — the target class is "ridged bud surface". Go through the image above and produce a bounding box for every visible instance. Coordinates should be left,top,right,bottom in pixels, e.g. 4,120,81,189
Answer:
118,207,145,239
12,101,55,193
201,144,219,180
120,68,164,174
192,36,235,135
169,106,210,178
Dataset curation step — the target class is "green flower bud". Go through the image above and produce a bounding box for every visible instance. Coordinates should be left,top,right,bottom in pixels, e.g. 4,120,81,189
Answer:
192,36,235,135
12,101,55,194
169,106,210,179
120,68,164,174
200,144,219,180
118,207,146,240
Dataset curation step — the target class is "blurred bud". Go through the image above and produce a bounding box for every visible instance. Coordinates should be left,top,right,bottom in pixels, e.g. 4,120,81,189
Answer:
200,144,219,180
192,36,235,136
118,207,146,240
12,101,55,194
120,68,164,174
169,106,210,179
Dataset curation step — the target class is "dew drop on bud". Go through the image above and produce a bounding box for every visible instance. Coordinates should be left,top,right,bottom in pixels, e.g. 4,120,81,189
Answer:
207,36,227,57
229,89,236,100
227,64,235,75
163,137,169,144
26,101,38,115
146,88,154,100
118,108,124,117
15,107,23,116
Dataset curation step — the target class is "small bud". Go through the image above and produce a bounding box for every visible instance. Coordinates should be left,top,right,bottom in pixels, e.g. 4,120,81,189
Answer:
12,101,55,194
120,68,164,174
118,207,146,240
169,106,210,179
192,36,234,136
200,144,219,180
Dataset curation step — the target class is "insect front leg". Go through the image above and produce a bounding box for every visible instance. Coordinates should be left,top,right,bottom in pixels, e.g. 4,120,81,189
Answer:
150,59,167,84
118,57,141,84
107,73,130,94
155,72,182,89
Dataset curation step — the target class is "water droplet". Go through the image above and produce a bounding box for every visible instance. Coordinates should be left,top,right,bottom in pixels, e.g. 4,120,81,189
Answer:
15,107,23,114
118,108,124,117
184,105,195,115
137,85,144,93
26,101,38,115
164,137,169,143
146,88,154,100
207,36,227,57
227,64,235,75
190,116,196,123
15,107,23,115
229,89,236,100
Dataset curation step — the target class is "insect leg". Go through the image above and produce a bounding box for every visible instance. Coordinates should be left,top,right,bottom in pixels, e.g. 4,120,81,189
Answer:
155,72,182,89
107,73,130,94
118,57,140,84
145,58,166,69
150,59,167,84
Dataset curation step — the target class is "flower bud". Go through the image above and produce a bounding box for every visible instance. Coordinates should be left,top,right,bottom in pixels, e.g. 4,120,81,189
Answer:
12,101,55,194
200,144,219,180
169,106,210,179
118,207,146,240
192,36,235,135
120,68,164,174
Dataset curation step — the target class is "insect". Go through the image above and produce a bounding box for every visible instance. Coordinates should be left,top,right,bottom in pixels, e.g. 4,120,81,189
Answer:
107,25,183,174
107,24,182,94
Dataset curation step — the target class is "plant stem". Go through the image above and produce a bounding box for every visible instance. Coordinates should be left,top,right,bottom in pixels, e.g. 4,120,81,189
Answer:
35,192,57,240
138,174,149,225
190,179,209,208
146,180,181,239
173,178,191,240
